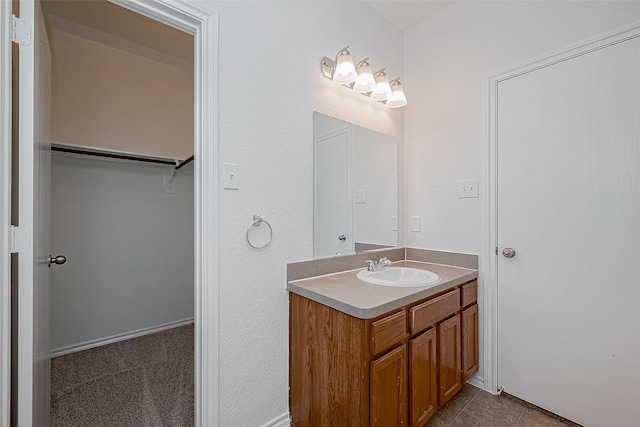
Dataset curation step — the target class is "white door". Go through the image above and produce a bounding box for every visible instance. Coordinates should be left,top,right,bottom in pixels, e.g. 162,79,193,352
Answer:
497,36,640,426
314,130,352,258
15,1,52,425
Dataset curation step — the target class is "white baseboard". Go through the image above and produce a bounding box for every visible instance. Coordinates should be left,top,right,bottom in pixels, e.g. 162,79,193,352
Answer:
259,412,290,427
468,374,486,391
50,317,194,358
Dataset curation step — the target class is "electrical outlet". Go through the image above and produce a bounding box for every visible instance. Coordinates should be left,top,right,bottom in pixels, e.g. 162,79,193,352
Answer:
458,179,479,198
355,190,366,203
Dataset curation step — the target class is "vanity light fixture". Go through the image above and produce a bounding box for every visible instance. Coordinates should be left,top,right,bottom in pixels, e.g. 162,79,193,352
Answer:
332,46,357,84
370,69,392,101
320,47,407,108
385,78,408,108
353,58,375,93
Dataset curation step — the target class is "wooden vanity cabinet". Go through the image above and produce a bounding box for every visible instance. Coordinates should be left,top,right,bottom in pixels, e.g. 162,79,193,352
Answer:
460,282,479,384
289,279,478,427
289,294,370,427
437,314,462,405
370,345,408,427
409,328,438,426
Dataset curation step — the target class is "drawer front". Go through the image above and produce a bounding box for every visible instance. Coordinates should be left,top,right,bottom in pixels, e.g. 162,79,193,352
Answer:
461,281,478,307
371,311,407,355
410,289,460,335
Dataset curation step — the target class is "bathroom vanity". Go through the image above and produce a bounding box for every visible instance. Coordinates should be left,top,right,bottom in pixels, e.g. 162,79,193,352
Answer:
288,249,479,427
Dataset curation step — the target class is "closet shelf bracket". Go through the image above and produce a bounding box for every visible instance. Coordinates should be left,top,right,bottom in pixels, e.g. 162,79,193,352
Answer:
168,160,180,184
165,156,194,193
165,160,180,193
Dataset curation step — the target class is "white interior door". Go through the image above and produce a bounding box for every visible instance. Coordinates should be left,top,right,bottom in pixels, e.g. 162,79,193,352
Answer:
16,0,52,425
497,36,640,426
314,130,352,258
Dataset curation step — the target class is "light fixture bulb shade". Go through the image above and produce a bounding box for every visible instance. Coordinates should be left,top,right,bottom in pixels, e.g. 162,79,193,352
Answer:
386,82,407,108
353,63,375,93
370,73,391,101
333,53,357,84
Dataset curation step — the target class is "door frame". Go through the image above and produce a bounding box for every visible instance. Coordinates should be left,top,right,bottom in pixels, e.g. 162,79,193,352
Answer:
0,0,220,425
483,21,640,395
1,0,12,425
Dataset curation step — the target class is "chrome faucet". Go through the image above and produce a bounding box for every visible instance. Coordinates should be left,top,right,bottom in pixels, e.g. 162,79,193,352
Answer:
365,257,393,272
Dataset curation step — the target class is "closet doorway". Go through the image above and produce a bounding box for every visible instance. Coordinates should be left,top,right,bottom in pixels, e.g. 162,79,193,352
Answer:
5,0,217,425
42,1,196,424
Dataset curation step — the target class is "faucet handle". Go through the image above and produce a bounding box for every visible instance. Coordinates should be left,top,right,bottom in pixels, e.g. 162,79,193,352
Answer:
365,260,376,271
378,257,392,267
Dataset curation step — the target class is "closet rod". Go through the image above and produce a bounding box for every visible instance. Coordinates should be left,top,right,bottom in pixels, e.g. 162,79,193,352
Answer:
51,146,178,166
175,155,194,170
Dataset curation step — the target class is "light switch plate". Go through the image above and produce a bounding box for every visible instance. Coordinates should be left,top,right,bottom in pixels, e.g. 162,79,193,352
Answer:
223,163,239,190
410,216,420,232
458,179,479,198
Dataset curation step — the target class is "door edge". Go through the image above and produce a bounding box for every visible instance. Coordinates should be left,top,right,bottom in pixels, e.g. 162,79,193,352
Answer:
1,1,13,425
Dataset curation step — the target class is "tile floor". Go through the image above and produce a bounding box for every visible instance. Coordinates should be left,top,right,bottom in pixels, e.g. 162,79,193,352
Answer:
50,324,194,427
426,384,582,427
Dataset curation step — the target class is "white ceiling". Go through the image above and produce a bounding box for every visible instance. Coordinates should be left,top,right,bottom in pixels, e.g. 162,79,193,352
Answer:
367,0,454,31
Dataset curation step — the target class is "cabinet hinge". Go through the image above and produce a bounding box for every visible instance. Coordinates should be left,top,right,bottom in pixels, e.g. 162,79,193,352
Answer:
495,246,498,256
11,15,31,46
10,225,31,253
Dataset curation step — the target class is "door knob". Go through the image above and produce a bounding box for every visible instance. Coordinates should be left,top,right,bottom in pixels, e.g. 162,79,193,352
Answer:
48,255,67,267
338,235,346,241
502,247,516,258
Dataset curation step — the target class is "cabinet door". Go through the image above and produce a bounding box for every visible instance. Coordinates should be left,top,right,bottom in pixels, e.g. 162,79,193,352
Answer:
410,329,438,427
371,345,408,427
438,315,462,405
461,304,479,382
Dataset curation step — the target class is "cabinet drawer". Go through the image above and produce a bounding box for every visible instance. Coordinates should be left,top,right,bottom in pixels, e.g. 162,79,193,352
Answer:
461,281,478,307
410,289,460,335
371,311,407,355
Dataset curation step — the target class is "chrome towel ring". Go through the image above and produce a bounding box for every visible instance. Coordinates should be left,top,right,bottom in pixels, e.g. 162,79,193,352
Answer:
246,214,273,249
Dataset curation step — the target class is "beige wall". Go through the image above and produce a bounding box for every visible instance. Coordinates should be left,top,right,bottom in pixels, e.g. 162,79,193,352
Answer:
49,27,193,160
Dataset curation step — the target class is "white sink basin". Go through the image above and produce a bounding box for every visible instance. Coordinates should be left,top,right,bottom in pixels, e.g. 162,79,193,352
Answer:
357,267,441,288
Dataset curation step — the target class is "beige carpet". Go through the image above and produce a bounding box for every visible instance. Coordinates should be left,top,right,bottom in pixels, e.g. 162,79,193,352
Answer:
50,324,194,426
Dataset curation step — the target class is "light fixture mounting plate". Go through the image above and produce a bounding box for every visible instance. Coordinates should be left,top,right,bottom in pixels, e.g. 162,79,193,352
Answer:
321,57,336,79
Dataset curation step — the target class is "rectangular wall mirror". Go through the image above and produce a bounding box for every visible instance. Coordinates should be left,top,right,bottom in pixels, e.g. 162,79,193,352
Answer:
314,112,398,258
